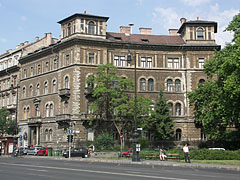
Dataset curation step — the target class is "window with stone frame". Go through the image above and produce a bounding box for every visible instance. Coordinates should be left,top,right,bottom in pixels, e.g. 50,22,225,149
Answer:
173,58,179,68
13,94,16,104
27,107,30,119
45,62,49,72
175,79,181,92
64,76,70,89
198,58,205,68
167,79,173,92
114,56,119,66
30,67,34,76
199,79,205,84
141,57,146,68
67,23,72,36
88,21,95,34
140,78,146,91
49,129,53,141
176,129,182,141
23,69,27,78
168,103,173,116
22,87,26,98
120,56,126,67
66,54,70,66
6,95,9,105
45,104,49,117
52,79,57,93
147,57,152,68
50,103,54,117
45,129,49,141
197,27,204,40
29,85,33,97
175,103,181,116
167,58,173,68
35,104,40,117
88,53,94,64
44,81,48,94
148,78,154,91
37,64,41,74
36,83,40,96
53,59,58,69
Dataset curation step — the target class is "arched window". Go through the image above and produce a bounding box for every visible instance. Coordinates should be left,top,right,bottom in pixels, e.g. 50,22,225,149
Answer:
49,129,53,141
52,80,56,93
35,104,40,117
176,129,182,141
140,78,146,91
167,79,173,92
175,79,181,92
22,87,26,98
168,103,173,116
148,78,154,91
44,82,48,94
199,79,205,84
68,23,71,36
36,83,40,96
30,85,33,97
88,21,95,34
50,104,54,117
45,129,48,141
65,76,70,89
175,103,181,116
23,107,26,120
27,107,30,118
45,104,49,117
197,27,204,40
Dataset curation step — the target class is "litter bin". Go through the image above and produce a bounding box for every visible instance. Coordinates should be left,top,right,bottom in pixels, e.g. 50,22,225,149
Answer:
47,148,52,156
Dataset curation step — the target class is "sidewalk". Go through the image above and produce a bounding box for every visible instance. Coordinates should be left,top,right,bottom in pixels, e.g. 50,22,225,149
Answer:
1,155,239,171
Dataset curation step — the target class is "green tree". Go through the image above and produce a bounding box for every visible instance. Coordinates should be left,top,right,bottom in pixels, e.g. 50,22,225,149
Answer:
149,90,174,140
0,108,17,136
87,63,153,136
94,132,115,151
188,13,240,140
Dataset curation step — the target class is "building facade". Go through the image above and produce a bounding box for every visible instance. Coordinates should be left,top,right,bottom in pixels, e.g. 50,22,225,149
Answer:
15,13,220,149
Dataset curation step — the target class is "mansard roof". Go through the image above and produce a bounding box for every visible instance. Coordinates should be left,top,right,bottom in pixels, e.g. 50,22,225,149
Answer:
178,20,218,33
58,13,109,24
107,32,185,45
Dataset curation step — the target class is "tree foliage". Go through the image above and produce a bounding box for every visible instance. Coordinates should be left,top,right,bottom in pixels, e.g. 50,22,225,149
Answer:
188,13,240,140
87,63,153,136
149,90,174,140
0,108,17,136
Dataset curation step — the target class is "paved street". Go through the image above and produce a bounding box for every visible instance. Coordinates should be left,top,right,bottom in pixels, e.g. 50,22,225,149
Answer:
0,157,239,180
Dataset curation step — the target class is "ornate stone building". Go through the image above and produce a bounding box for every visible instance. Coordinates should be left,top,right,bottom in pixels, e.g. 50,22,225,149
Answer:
15,13,220,149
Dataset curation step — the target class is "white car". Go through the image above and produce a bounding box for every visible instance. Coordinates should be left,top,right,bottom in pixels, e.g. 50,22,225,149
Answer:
27,147,42,155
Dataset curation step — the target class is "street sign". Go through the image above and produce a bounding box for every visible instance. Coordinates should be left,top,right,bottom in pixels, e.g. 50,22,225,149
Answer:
68,129,73,134
120,134,123,139
19,135,22,140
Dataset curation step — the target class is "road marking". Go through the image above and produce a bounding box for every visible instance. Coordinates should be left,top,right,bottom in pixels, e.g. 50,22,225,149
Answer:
0,162,189,180
27,168,48,172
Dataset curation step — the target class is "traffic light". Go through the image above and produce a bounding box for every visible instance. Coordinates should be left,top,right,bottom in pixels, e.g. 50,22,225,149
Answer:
67,135,69,142
67,135,73,143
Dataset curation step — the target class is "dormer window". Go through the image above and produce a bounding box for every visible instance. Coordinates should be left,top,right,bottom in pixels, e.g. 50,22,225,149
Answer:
197,27,204,40
88,21,95,34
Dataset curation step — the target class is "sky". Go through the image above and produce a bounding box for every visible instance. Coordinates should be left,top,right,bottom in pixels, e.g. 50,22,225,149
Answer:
0,0,239,54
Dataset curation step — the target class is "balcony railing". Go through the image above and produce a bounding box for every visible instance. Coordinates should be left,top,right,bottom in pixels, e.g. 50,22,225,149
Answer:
59,88,70,98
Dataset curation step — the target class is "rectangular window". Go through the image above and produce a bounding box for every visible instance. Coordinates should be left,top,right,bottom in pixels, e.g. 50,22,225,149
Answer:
7,96,9,105
168,58,173,68
198,58,205,68
23,69,27,78
37,64,41,74
147,57,152,68
208,32,211,40
114,56,119,66
13,95,16,104
190,32,193,40
174,58,179,68
45,62,49,71
120,56,125,67
66,54,70,65
31,67,34,76
53,59,58,69
89,53,94,64
141,57,146,68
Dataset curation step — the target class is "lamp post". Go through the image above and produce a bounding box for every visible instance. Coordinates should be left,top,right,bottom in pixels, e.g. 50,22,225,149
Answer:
127,24,140,161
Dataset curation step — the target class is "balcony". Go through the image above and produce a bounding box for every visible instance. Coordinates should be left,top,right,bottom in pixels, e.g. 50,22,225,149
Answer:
56,114,71,129
7,104,16,110
59,88,70,99
28,117,42,126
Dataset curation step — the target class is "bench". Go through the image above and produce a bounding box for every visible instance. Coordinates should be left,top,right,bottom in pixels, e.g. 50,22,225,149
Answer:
166,153,180,161
144,153,160,159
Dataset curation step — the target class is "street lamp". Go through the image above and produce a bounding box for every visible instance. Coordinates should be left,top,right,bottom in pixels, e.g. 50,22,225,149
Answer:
127,24,140,161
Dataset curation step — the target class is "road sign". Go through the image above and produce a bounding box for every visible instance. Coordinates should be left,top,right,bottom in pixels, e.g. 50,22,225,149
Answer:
120,134,123,139
19,135,22,140
68,129,73,134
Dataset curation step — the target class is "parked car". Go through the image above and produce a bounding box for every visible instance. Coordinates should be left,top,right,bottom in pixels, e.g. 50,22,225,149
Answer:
19,147,28,155
37,147,52,156
62,148,88,158
27,147,42,155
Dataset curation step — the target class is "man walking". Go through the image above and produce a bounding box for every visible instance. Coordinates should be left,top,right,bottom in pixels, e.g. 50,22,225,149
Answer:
183,144,191,163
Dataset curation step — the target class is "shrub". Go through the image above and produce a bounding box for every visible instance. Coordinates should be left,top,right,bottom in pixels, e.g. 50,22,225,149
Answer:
94,132,115,151
138,138,150,149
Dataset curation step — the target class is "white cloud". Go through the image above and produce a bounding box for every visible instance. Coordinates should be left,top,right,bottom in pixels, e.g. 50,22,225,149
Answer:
181,0,212,6
0,38,7,43
153,7,180,30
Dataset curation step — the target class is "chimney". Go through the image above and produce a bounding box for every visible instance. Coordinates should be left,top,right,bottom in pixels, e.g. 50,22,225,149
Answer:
120,26,131,35
24,41,29,46
139,28,152,35
180,18,186,24
35,36,39,41
45,33,52,46
168,29,178,36
197,16,199,20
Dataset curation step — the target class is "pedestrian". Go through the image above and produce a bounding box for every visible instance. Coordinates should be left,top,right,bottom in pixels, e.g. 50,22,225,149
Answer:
183,144,191,163
159,149,167,161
